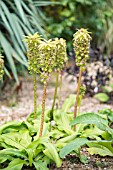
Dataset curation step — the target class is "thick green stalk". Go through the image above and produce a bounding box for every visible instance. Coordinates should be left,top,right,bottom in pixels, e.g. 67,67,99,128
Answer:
39,83,47,137
74,67,82,118
74,66,82,120
50,72,59,120
58,74,62,108
33,73,37,119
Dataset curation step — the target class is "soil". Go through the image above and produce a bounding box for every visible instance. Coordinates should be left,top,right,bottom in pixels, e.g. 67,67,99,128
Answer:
0,72,113,170
50,153,113,170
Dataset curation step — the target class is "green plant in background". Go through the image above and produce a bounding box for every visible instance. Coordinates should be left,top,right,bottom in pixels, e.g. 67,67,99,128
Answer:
50,38,67,121
0,0,55,82
94,83,113,103
24,33,42,119
73,29,91,121
44,0,113,54
0,56,4,80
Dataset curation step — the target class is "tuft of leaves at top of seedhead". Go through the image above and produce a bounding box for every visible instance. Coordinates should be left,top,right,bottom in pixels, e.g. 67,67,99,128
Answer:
0,55,4,80
73,28,92,67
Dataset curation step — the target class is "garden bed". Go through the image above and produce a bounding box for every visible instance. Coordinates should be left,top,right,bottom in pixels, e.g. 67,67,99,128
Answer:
0,74,113,170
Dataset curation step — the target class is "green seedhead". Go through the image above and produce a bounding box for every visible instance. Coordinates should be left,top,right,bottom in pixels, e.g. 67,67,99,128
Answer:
53,38,67,72
24,33,42,74
38,40,56,84
0,56,4,80
73,28,91,67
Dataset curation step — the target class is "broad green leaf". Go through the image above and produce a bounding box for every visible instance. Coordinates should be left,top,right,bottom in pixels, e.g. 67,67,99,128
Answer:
87,141,113,156
60,138,88,158
34,145,44,157
49,129,65,139
24,121,37,134
43,142,62,168
98,109,113,122
0,121,22,134
94,93,109,102
1,134,25,150
33,160,49,170
0,148,26,159
1,129,31,150
61,94,76,112
81,126,104,140
70,113,109,131
27,139,41,150
53,110,73,135
1,158,25,170
19,129,32,147
26,148,33,166
0,155,12,164
57,132,78,144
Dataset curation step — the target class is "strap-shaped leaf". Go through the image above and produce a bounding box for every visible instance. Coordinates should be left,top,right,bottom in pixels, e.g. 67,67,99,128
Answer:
33,160,49,170
60,138,88,158
1,158,25,170
43,142,62,168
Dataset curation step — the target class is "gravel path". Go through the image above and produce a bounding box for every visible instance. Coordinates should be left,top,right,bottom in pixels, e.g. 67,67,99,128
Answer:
0,73,113,125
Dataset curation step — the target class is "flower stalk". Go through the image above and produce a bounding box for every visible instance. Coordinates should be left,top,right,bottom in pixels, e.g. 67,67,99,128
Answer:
33,72,37,119
39,82,47,137
74,66,83,119
58,73,62,108
50,72,59,120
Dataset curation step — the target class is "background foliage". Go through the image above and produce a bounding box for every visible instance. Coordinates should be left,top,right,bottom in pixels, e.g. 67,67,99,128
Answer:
0,0,54,82
1,0,113,82
44,0,113,53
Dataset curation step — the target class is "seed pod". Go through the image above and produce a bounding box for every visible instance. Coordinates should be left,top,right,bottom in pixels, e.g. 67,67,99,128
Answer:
0,56,4,80
24,33,42,74
73,28,92,67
